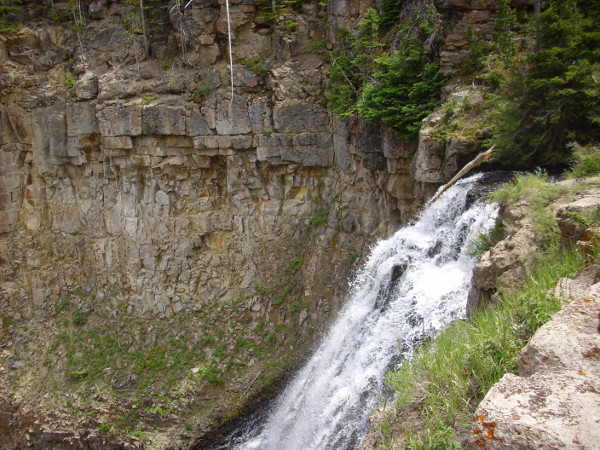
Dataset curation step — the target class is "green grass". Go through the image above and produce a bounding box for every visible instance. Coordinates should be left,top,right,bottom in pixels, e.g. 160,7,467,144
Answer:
189,81,215,103
308,208,329,226
468,219,504,257
488,171,577,249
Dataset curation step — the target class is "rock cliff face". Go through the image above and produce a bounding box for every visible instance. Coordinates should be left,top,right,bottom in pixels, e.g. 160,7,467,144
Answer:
0,0,504,446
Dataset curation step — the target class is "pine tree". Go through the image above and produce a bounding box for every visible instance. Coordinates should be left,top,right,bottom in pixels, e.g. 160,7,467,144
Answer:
493,0,600,167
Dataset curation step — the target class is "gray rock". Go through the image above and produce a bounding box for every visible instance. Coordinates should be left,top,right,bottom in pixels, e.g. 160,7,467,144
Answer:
556,193,600,243
214,93,252,135
362,153,386,171
273,100,329,133
468,371,600,449
74,74,99,100
186,108,212,136
518,291,600,377
88,0,108,20
97,103,142,137
66,102,100,136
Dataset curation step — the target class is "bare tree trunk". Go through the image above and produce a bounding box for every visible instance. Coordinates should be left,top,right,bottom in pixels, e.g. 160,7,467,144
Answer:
534,0,541,54
430,146,496,204
139,0,150,58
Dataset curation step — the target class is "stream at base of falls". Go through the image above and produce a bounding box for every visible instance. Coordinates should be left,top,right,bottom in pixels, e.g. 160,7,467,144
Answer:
216,173,501,450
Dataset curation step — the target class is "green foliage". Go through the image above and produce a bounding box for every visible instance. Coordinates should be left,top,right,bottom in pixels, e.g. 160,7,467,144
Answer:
492,0,517,63
65,72,76,90
255,0,302,22
141,95,157,104
355,4,446,140
189,81,215,103
489,170,575,249
71,309,87,326
490,0,600,168
462,28,492,75
308,208,329,226
254,282,273,295
326,9,385,116
284,257,304,275
358,47,446,139
469,219,504,257
567,144,600,178
54,297,70,314
272,286,289,305
306,40,327,54
242,57,269,74
0,0,23,33
378,0,405,28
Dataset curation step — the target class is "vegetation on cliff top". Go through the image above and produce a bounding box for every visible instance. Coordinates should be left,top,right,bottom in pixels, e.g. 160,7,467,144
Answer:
486,0,600,169
326,0,599,169
327,2,446,141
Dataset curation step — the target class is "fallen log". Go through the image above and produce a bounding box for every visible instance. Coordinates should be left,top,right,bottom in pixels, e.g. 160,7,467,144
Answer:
430,145,496,204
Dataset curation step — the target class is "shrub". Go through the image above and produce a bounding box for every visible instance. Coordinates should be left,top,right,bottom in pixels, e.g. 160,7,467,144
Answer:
357,4,446,140
567,144,600,178
242,57,269,74
189,81,215,103
358,43,446,139
72,309,87,326
0,0,23,33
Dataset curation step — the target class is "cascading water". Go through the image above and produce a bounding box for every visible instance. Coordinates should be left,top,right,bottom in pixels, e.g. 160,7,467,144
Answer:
229,174,499,450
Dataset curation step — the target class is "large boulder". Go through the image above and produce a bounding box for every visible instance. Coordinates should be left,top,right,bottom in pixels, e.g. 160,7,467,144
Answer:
468,281,600,449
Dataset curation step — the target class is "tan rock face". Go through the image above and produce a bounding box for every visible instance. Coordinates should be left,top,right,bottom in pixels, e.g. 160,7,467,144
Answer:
469,284,600,449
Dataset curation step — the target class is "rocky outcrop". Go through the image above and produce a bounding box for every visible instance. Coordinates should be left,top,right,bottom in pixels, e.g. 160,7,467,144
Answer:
469,275,600,449
438,0,497,74
467,187,600,449
467,184,600,315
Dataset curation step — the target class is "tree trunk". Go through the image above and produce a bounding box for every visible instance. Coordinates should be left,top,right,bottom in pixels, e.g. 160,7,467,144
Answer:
534,0,541,54
430,146,496,204
139,0,150,58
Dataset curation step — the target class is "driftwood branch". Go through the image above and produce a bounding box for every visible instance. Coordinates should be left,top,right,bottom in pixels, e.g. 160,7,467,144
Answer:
242,370,263,398
430,145,496,204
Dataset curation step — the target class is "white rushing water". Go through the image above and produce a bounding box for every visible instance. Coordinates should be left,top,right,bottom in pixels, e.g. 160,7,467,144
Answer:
234,174,499,450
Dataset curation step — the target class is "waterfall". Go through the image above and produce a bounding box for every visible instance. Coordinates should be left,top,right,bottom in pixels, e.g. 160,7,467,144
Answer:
229,174,499,450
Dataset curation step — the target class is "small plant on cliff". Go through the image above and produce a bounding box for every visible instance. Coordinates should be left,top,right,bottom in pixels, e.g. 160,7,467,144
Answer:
468,219,504,257
242,57,269,74
308,208,329,226
65,72,76,90
72,309,87,326
189,80,215,103
284,257,304,275
254,0,301,22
